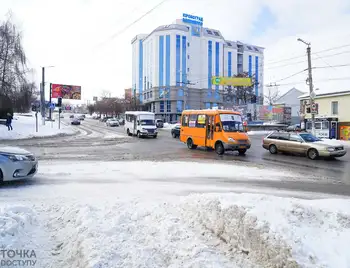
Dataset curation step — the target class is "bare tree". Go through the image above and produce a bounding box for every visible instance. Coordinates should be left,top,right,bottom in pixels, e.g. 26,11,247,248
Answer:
264,86,280,105
0,12,36,116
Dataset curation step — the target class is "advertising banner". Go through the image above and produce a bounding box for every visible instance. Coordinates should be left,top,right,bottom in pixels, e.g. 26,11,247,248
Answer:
211,77,253,86
52,84,81,100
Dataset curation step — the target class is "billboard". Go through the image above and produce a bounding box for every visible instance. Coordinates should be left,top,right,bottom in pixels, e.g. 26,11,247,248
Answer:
211,77,253,86
51,84,81,99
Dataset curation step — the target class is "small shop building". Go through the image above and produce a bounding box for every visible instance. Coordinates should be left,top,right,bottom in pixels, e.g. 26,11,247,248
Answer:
299,90,350,140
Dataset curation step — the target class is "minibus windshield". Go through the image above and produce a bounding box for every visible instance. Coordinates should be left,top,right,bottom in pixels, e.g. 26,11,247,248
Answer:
219,114,243,132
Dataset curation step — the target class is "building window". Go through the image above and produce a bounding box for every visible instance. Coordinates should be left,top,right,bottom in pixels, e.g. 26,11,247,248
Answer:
178,89,184,97
205,102,210,109
187,67,190,72
167,100,171,112
177,100,183,113
187,42,190,47
150,91,153,98
160,101,164,113
331,101,338,115
187,55,190,59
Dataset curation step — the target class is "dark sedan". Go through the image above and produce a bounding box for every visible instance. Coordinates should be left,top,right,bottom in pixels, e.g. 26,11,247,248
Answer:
71,118,81,125
171,123,181,138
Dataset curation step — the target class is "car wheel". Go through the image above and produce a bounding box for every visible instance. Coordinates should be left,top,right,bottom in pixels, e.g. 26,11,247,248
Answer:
172,132,177,138
127,129,132,136
137,131,142,138
215,141,225,155
307,148,319,160
269,144,278,154
153,134,157,139
187,138,197,149
238,149,247,155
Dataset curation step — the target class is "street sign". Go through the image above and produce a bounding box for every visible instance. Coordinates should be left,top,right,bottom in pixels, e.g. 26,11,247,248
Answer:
311,102,318,114
49,103,55,110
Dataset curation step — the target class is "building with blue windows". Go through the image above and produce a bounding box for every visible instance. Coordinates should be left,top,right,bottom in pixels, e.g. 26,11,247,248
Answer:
131,16,264,122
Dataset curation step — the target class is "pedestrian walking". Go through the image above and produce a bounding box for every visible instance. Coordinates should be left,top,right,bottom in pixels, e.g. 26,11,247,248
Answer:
6,113,13,131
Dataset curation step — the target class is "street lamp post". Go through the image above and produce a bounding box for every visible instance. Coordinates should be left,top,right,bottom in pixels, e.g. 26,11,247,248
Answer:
40,66,55,125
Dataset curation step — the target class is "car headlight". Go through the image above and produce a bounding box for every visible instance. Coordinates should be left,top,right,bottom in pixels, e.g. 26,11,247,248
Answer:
2,154,29,161
228,138,235,142
327,147,335,152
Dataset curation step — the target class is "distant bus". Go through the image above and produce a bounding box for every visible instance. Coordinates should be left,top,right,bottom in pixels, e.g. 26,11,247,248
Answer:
179,109,251,155
124,111,158,138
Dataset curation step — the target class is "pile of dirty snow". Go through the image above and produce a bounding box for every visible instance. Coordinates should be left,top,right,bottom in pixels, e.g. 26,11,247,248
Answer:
2,193,350,268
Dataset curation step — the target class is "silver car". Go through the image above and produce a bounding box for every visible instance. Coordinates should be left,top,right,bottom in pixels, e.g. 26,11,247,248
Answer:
0,147,38,182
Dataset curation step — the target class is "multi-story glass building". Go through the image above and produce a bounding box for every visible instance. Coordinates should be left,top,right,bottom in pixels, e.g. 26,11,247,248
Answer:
131,15,264,122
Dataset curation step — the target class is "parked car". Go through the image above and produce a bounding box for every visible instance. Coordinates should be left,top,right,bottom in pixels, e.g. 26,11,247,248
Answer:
171,123,181,138
100,117,112,122
106,118,120,127
69,115,74,119
78,115,85,121
286,124,301,132
71,118,81,125
0,147,38,182
156,119,164,128
262,131,347,160
118,118,125,125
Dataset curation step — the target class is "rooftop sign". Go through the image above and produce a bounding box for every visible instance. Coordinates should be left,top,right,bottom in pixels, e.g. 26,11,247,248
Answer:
182,13,203,26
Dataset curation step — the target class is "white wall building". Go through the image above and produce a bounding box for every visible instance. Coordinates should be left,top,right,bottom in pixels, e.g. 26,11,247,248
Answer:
131,15,264,121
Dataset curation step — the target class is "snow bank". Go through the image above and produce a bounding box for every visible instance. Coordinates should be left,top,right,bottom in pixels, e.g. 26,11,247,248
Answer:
19,194,350,268
0,206,37,250
180,194,350,268
0,114,75,140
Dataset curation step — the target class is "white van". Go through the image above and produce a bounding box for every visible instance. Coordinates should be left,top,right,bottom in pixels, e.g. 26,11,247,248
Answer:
124,111,158,138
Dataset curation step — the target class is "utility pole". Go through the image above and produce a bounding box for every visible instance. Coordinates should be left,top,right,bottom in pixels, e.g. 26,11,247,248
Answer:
298,38,315,135
49,83,52,120
133,87,137,110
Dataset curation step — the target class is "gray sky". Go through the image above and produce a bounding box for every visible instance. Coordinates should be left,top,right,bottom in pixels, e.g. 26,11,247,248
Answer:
1,0,350,102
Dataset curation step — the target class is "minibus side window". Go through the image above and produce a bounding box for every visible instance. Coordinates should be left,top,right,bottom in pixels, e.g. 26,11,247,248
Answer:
196,114,206,128
189,114,197,127
182,115,189,127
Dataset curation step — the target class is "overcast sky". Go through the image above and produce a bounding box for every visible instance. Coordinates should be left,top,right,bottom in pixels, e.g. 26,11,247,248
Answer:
1,0,350,103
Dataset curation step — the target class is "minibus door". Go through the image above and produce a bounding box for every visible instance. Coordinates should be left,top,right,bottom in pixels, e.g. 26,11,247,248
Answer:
205,115,215,147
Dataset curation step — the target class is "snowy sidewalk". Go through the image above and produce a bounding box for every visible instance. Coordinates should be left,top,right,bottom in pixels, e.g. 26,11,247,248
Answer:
1,161,350,267
0,113,75,140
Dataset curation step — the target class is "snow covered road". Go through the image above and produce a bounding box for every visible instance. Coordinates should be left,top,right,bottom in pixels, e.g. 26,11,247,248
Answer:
1,161,350,268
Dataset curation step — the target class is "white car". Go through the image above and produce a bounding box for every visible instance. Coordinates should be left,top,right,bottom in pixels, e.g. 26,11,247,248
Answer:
106,119,120,127
0,147,38,182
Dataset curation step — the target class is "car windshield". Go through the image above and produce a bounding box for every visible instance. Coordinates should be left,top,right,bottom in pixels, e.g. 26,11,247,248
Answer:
299,133,322,142
219,114,243,132
140,119,155,126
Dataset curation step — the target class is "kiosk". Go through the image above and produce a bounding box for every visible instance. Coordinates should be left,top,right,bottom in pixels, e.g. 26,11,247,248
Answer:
304,116,338,139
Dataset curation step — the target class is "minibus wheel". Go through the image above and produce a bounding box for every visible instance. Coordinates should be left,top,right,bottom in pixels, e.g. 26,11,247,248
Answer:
187,138,197,149
215,141,224,155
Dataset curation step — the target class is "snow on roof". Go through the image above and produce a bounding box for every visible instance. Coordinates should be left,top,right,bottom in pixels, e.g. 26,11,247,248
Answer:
298,89,350,99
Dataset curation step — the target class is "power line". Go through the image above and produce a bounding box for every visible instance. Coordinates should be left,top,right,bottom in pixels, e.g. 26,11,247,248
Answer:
313,63,350,69
95,0,169,48
270,76,350,87
265,43,350,66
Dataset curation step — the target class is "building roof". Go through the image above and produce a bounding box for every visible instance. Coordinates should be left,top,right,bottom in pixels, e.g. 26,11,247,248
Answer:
277,87,306,101
298,89,350,99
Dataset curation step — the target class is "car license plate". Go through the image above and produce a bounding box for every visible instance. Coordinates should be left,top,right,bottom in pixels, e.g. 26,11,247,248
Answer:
239,145,246,149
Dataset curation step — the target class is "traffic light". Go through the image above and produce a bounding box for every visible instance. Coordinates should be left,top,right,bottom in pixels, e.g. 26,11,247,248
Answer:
57,97,62,107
